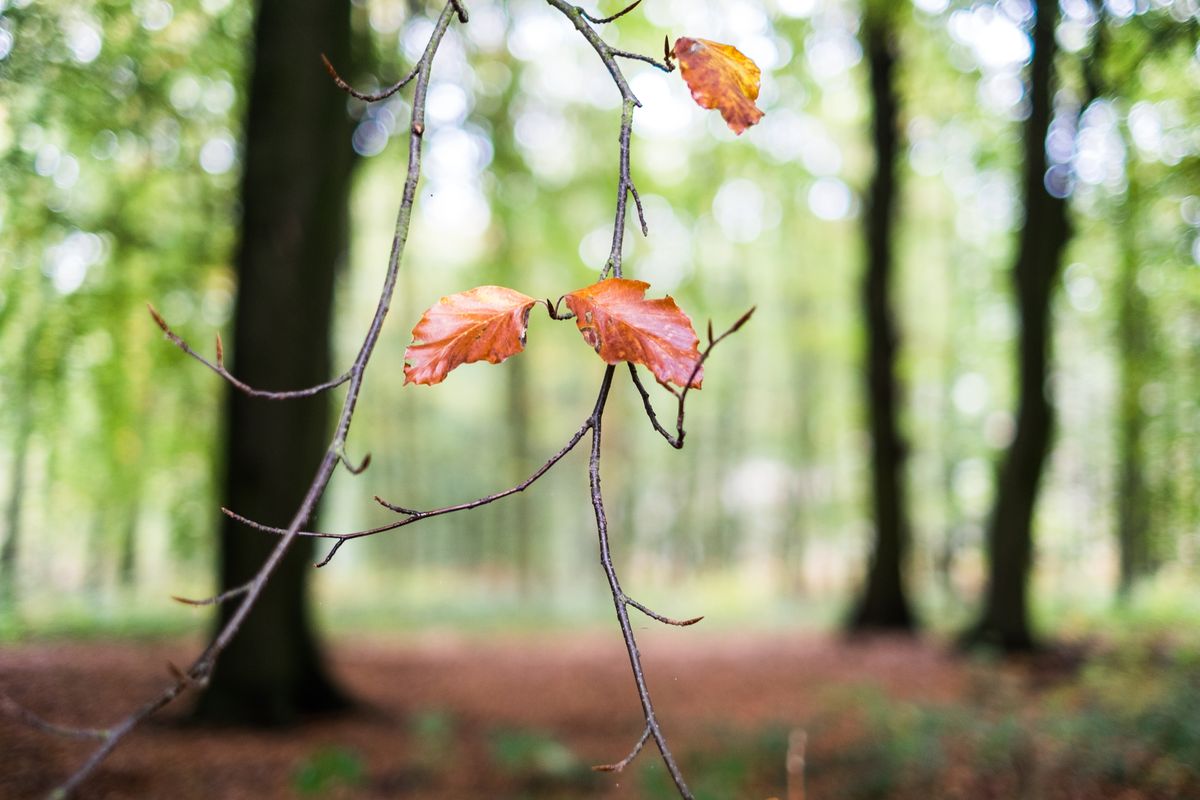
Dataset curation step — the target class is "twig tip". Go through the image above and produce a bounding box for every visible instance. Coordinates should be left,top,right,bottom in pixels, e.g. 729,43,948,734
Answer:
147,303,168,332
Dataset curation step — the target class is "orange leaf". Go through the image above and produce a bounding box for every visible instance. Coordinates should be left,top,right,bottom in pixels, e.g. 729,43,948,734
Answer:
673,37,764,135
564,278,702,389
404,286,538,386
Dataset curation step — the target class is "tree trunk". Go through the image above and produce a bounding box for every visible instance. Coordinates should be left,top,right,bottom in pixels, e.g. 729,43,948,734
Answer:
192,0,353,724
0,423,30,613
1115,180,1153,598
849,9,916,632
963,0,1066,652
117,503,139,589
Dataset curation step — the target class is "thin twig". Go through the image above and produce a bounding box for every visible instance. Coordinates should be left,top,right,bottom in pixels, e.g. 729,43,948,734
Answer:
148,304,352,400
629,180,648,236
321,53,420,103
314,539,346,569
625,596,703,627
587,365,695,799
170,581,251,608
337,447,372,475
578,0,641,25
227,417,593,546
593,723,651,771
628,307,756,448
0,692,110,741
610,47,674,72
543,0,646,279
46,5,464,796
545,296,577,321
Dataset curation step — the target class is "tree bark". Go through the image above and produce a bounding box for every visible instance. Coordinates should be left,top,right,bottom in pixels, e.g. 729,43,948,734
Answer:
849,9,916,632
963,0,1066,652
192,0,353,724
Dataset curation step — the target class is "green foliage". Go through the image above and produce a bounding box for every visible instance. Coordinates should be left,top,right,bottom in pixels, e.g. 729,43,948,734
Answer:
292,746,366,796
408,708,457,772
1,0,1199,636
487,726,594,790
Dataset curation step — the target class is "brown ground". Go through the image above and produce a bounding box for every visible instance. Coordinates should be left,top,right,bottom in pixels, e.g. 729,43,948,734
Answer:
0,631,1045,799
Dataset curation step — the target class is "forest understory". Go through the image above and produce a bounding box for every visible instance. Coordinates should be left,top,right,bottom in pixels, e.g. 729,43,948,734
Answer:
4,631,1197,800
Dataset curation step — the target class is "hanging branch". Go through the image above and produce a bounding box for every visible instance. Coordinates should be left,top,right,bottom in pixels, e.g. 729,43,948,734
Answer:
224,4,758,794
147,304,353,400
543,0,672,277
9,4,762,799
0,5,464,797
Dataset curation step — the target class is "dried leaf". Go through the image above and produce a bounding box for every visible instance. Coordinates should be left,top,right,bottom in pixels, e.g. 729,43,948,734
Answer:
404,286,538,386
564,278,702,389
673,37,764,135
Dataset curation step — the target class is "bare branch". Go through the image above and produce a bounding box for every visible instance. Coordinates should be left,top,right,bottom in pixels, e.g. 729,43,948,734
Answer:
625,596,703,627
314,539,347,568
170,582,251,608
229,417,593,542
629,180,649,236
592,724,651,772
148,304,352,400
578,0,641,25
0,691,110,741
610,47,674,72
586,366,695,799
629,306,756,448
321,53,420,103
540,5,709,794
338,447,371,475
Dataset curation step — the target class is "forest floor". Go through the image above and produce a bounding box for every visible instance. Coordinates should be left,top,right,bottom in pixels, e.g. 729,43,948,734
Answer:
1,630,1196,800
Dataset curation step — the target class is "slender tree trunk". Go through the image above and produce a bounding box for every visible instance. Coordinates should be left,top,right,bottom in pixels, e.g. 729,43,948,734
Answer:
0,424,30,612
963,0,1066,652
1115,181,1153,597
117,503,139,589
193,0,353,724
849,9,916,632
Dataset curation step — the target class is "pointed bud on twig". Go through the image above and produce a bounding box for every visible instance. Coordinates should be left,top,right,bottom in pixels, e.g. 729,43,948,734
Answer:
215,332,224,367
166,661,187,683
707,320,714,346
147,303,168,333
729,306,756,334
664,35,675,69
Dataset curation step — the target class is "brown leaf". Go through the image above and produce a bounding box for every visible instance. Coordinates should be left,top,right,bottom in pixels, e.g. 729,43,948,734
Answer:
673,37,764,135
563,278,702,389
404,286,538,386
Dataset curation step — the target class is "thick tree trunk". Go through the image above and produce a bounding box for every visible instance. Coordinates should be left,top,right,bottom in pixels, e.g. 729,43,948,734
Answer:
849,11,916,632
193,0,353,724
963,0,1066,652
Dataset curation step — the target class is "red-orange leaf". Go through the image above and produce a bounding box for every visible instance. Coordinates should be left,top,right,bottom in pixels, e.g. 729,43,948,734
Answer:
563,278,702,389
404,286,538,386
673,37,764,135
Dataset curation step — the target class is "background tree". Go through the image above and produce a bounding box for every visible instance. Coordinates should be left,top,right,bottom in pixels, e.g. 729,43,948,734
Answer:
192,0,354,723
965,0,1072,651
848,0,915,633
